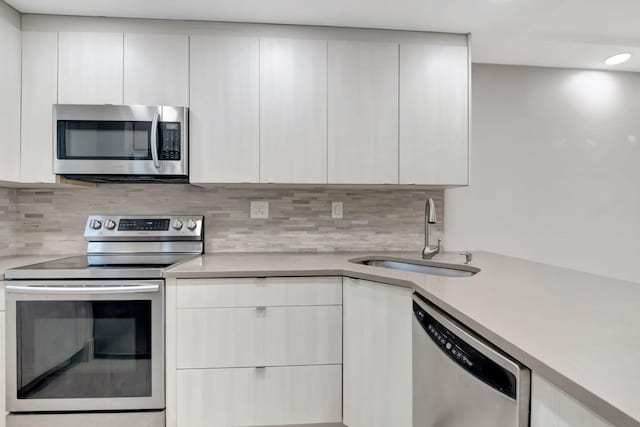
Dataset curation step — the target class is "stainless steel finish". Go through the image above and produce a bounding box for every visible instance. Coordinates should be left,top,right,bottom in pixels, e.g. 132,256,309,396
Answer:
5,214,203,424
460,251,473,264
172,219,183,230
7,410,165,427
350,256,480,277
53,104,188,177
422,197,441,259
84,215,204,242
87,241,204,255
6,280,165,413
6,283,160,294
150,111,160,168
413,295,530,427
5,265,166,280
187,219,197,230
7,215,204,280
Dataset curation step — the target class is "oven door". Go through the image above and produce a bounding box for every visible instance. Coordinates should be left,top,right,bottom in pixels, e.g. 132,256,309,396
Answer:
5,280,164,413
53,104,188,177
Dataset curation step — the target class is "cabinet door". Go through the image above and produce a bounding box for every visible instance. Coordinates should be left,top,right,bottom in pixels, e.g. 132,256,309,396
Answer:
58,32,124,104
124,33,189,106
399,35,469,185
177,365,342,427
328,40,399,184
177,277,342,308
21,31,58,184
260,38,328,183
343,278,412,427
189,36,259,183
531,374,614,427
0,6,21,182
177,305,342,368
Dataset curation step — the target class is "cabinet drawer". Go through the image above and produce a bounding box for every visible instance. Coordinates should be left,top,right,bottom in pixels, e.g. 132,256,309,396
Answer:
177,365,342,427
177,277,342,308
177,305,342,368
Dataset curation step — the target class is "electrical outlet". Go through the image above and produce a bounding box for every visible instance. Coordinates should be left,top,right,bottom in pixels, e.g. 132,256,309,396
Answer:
331,201,343,219
250,201,269,219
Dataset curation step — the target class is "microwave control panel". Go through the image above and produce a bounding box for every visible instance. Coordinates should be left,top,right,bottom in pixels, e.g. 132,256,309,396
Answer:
159,122,181,160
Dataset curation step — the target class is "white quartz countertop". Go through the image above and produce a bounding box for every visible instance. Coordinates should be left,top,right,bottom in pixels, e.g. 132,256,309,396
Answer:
165,251,640,427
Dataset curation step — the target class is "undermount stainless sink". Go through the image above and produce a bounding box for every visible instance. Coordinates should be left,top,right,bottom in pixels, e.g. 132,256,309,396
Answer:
351,257,480,277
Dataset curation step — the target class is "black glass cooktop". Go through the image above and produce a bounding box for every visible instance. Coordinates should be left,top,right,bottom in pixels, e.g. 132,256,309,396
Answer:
4,254,197,279
15,255,191,270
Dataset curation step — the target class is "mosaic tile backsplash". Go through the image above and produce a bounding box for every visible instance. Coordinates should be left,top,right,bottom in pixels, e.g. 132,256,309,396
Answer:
1,184,443,256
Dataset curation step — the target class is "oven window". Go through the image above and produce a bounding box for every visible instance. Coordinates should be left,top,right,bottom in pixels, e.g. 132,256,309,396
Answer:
57,121,152,160
16,300,152,399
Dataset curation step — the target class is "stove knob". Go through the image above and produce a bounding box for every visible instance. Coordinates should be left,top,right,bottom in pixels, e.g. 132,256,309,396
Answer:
104,219,116,230
172,219,183,230
89,219,102,230
186,219,197,231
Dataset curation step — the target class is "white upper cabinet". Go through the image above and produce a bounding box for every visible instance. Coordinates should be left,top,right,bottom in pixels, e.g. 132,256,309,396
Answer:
21,31,58,184
124,33,189,106
189,36,259,184
399,35,469,185
58,32,124,105
328,40,399,184
259,38,328,184
0,4,21,183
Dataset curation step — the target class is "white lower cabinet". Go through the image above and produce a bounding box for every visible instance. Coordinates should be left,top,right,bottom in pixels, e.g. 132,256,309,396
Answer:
343,278,413,427
176,277,342,308
531,374,614,427
177,305,342,368
177,365,341,427
172,276,343,427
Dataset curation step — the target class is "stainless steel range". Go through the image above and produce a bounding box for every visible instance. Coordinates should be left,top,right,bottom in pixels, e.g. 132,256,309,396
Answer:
4,215,204,427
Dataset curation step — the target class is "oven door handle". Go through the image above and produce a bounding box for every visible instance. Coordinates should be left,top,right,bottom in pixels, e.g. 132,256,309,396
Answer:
151,111,160,168
5,284,160,294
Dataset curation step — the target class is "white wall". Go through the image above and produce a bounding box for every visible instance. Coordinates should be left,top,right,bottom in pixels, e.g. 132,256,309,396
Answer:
0,0,21,182
445,64,640,283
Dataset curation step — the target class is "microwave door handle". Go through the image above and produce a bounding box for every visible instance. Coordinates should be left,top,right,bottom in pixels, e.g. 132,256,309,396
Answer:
151,112,160,168
5,284,160,294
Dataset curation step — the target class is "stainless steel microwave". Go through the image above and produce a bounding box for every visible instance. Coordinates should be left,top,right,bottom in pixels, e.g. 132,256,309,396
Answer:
53,104,188,182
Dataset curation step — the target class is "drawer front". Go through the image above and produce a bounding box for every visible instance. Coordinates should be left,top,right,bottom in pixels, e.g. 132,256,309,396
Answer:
177,305,342,368
176,277,342,308
177,365,342,427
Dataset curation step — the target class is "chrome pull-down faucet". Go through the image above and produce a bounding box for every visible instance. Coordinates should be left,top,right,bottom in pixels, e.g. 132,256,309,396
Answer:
422,197,441,259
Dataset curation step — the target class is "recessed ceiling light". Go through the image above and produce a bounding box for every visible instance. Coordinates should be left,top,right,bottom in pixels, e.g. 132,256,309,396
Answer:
604,53,631,66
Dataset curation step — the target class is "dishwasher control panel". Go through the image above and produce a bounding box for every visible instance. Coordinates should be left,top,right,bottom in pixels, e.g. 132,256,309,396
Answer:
413,299,518,399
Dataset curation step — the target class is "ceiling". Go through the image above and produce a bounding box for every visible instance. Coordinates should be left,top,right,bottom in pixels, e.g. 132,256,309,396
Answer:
7,0,640,72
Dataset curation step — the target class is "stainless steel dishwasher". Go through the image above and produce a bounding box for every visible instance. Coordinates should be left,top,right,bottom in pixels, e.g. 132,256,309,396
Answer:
413,293,530,427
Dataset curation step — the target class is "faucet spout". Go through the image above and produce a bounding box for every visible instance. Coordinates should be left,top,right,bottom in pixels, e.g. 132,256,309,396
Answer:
422,197,440,259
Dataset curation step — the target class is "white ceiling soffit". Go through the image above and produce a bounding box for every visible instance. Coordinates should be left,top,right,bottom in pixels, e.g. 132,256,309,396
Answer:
7,0,640,72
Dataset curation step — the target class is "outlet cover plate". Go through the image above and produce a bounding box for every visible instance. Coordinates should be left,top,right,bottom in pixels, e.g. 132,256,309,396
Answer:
250,201,269,219
331,201,343,219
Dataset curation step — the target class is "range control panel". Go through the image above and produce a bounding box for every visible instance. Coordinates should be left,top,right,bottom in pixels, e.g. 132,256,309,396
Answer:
84,215,204,241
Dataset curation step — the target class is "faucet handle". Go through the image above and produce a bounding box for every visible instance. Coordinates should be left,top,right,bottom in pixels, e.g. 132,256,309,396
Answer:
459,251,472,264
